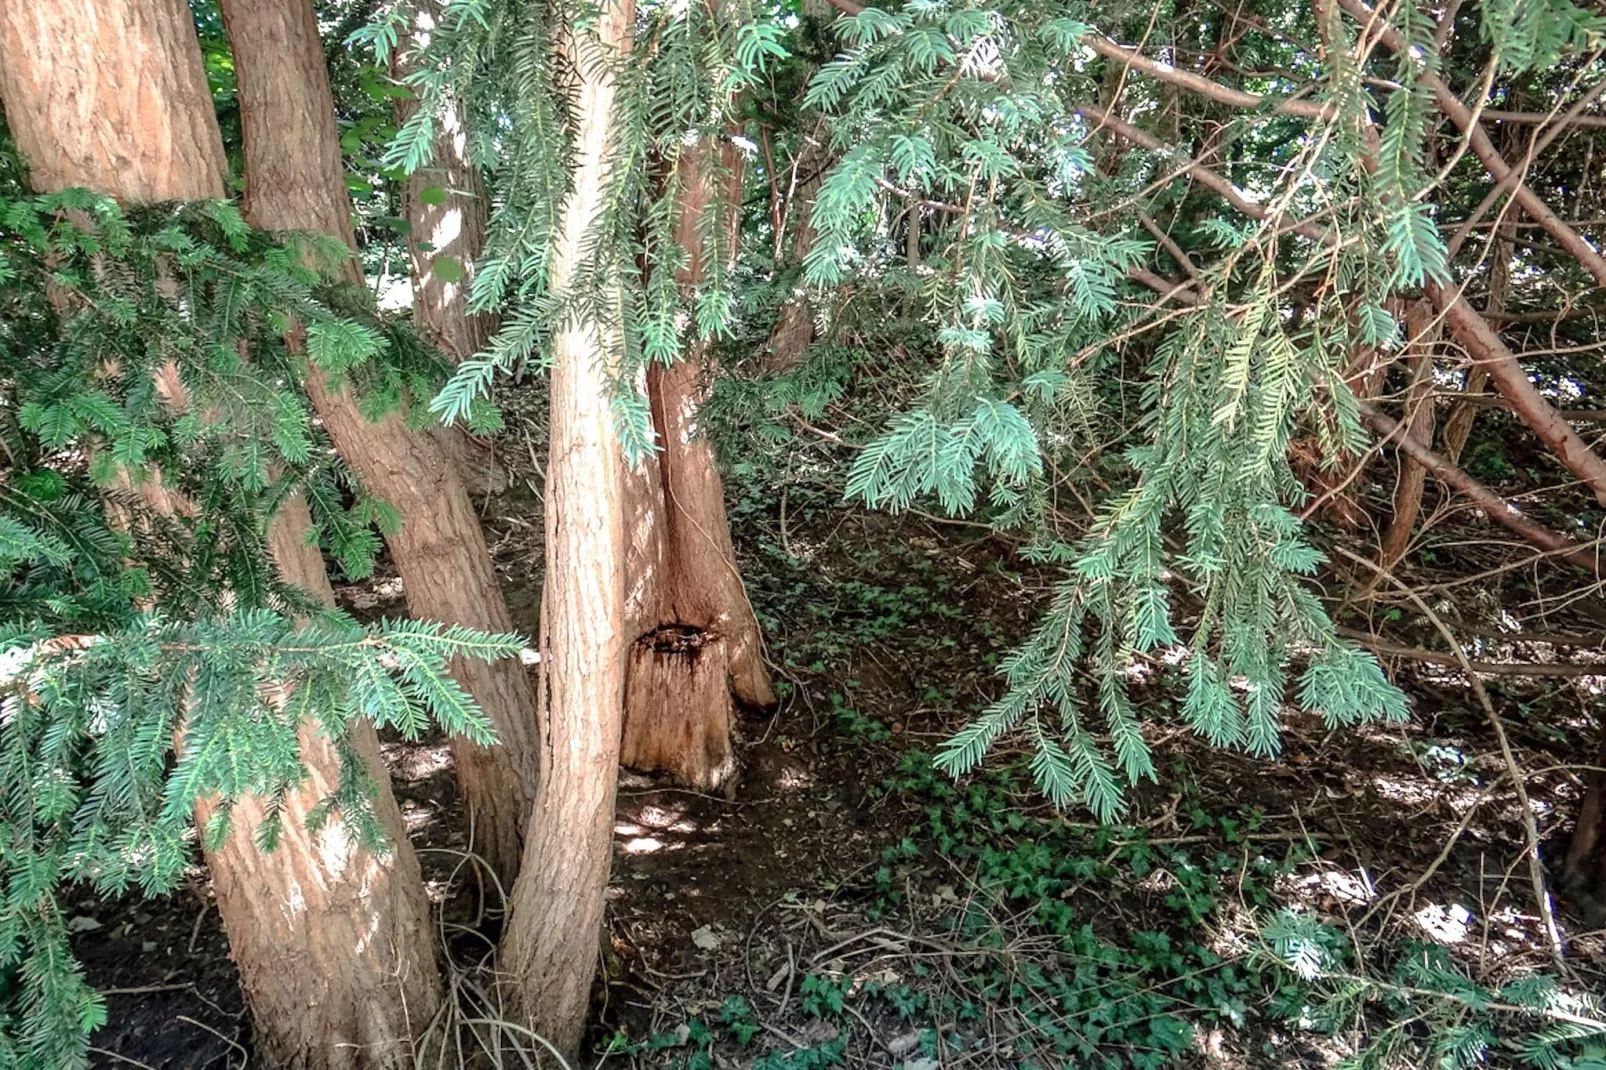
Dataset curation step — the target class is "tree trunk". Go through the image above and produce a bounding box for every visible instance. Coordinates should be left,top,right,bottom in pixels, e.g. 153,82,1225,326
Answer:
619,130,776,791
1378,300,1439,569
501,2,634,1054
764,135,827,372
392,1,506,494
0,0,226,202
207,496,445,1070
219,0,540,887
1563,735,1606,925
0,4,447,1065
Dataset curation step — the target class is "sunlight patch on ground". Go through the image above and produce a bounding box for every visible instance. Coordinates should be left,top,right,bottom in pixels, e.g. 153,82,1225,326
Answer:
1371,773,1439,805
1414,902,1473,943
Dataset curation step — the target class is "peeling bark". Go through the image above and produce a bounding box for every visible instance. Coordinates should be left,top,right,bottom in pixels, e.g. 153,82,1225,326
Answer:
220,0,539,886
0,5,447,1062
501,2,634,1054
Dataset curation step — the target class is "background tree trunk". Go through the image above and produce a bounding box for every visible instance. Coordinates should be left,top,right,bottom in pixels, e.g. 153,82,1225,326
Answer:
764,134,828,372
392,0,506,494
0,4,446,1064
219,0,540,887
1442,222,1514,464
1378,301,1439,569
620,131,777,791
501,2,633,1053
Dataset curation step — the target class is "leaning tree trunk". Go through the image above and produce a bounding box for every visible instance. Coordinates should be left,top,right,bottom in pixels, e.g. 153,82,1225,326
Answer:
619,126,777,791
0,3,446,1066
501,1,633,1055
392,1,506,494
219,0,540,887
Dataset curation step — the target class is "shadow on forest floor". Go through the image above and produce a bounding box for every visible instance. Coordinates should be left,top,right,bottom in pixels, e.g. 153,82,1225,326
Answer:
80,433,1606,1070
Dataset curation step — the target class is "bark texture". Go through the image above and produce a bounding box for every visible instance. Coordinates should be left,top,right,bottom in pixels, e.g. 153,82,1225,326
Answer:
619,130,776,790
221,0,540,887
0,6,447,1065
202,495,445,1070
0,0,226,201
392,1,506,493
501,3,634,1053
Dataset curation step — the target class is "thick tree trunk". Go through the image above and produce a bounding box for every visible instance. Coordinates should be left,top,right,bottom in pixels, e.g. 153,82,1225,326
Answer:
619,130,776,791
392,1,506,494
0,0,226,201
0,5,446,1065
1378,301,1439,569
501,2,633,1054
220,0,540,887
207,496,444,1070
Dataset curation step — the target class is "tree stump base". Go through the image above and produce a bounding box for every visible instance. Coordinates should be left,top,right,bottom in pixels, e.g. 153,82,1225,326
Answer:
621,625,737,791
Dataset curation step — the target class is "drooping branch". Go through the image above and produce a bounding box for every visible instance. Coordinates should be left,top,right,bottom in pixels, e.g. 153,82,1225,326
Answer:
1336,0,1606,289
1357,399,1602,576
1428,284,1606,506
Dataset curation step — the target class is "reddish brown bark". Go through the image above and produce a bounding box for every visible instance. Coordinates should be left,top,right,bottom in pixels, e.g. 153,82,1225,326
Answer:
1378,301,1438,569
392,2,506,494
219,0,539,886
620,130,776,790
1430,286,1606,506
0,5,447,1064
501,2,634,1054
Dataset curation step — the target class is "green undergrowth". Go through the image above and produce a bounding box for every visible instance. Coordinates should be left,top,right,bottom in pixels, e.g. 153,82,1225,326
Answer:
608,750,1606,1069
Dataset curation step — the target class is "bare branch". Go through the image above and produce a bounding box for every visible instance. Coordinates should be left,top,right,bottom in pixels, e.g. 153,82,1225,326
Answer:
1356,399,1602,576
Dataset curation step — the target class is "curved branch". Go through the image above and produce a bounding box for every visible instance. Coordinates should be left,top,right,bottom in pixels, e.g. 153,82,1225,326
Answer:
1336,0,1606,289
1428,285,1606,506
1357,399,1602,575
1078,104,1332,244
1080,35,1334,120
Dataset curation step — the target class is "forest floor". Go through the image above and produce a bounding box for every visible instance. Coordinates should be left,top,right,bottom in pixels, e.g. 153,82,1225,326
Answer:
81,422,1606,1070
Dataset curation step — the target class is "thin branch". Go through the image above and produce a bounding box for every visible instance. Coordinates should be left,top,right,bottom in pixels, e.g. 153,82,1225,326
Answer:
1356,399,1602,576
1335,546,1566,966
1337,0,1606,289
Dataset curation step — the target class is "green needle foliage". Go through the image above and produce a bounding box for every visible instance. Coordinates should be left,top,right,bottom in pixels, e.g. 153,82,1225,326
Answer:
360,0,791,457
0,185,516,1067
